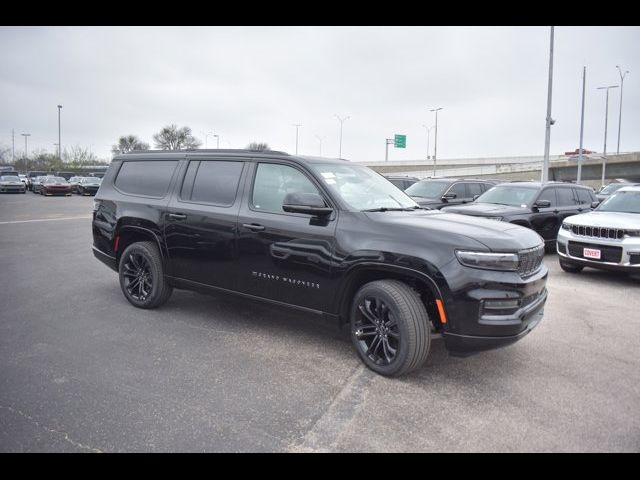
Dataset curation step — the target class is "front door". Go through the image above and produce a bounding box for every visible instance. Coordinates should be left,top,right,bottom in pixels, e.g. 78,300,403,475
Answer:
530,187,560,242
236,161,337,312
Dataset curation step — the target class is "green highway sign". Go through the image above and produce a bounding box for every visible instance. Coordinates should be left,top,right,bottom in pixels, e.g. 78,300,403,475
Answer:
394,134,406,148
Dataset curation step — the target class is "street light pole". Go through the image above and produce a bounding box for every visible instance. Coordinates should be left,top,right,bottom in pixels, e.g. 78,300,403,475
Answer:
429,108,442,177
213,134,219,149
421,124,434,162
292,124,302,155
334,114,350,159
597,84,619,187
315,135,325,156
577,66,586,184
57,105,62,161
21,133,31,169
615,65,629,155
542,26,555,183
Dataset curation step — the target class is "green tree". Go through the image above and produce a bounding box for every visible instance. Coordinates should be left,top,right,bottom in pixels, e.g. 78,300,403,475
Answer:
246,142,270,152
112,135,149,155
153,124,201,150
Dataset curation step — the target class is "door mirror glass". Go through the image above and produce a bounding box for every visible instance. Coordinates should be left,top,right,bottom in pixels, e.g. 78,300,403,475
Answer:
534,199,551,208
442,192,457,200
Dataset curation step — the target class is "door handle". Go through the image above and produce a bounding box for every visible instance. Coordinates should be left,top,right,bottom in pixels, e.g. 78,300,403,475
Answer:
168,213,187,221
242,223,265,232
553,210,559,214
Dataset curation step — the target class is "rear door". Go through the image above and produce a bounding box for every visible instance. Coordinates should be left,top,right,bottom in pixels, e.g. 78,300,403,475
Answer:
555,186,582,227
529,187,559,242
164,157,246,290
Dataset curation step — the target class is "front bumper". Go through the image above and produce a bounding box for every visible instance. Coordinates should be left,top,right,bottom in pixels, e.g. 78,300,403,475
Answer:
0,185,26,193
438,259,548,356
557,229,640,271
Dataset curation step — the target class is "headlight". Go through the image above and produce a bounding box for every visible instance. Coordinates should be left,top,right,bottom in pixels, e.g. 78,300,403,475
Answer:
455,250,519,271
624,230,640,238
561,222,571,230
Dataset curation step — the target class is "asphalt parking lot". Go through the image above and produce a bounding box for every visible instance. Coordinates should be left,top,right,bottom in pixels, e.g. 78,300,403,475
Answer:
0,192,639,452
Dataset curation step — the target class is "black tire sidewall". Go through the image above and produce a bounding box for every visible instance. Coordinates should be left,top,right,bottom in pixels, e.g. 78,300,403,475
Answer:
350,283,414,377
118,243,164,308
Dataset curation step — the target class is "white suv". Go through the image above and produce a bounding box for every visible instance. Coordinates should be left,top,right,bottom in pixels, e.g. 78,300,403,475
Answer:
557,186,640,275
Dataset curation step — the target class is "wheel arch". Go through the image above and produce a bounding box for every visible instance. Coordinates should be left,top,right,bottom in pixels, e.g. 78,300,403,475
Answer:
115,224,165,266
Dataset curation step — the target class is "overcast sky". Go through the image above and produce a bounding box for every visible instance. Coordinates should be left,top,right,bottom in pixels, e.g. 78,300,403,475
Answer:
1,26,638,163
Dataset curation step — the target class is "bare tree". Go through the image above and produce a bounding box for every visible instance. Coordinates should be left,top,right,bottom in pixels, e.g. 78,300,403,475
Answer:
153,124,202,150
111,135,149,155
63,145,99,166
246,142,270,152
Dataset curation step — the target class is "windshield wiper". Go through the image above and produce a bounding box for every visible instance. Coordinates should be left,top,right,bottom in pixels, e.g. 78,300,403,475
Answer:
361,207,414,212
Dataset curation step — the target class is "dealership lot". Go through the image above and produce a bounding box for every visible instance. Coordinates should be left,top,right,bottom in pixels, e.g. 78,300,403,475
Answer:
0,193,638,452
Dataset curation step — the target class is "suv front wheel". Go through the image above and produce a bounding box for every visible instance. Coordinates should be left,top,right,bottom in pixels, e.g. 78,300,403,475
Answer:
350,280,431,377
118,241,173,309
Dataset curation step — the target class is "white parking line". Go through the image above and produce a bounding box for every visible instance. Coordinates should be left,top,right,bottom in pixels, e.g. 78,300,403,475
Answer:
0,215,92,225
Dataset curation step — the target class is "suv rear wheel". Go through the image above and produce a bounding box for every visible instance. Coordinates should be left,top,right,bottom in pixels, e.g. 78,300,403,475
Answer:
350,280,431,377
118,241,173,309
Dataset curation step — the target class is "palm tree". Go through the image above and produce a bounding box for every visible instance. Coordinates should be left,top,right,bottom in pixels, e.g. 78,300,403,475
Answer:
153,125,201,150
111,135,149,155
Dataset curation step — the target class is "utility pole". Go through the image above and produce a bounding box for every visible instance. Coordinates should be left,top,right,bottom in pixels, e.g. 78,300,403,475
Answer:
213,134,220,149
429,108,443,177
57,105,63,161
597,84,619,187
541,26,555,183
334,114,350,158
12,129,15,162
577,66,586,184
315,135,325,156
615,65,629,154
21,133,31,170
292,124,302,155
421,124,434,161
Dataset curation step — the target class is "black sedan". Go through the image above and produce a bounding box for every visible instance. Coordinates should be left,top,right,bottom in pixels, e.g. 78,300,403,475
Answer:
76,177,102,195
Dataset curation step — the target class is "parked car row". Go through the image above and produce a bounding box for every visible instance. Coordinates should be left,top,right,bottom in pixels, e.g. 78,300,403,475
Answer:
26,175,102,196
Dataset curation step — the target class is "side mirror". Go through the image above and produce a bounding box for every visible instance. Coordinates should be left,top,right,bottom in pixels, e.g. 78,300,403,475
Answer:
442,192,457,201
533,199,551,209
472,194,480,201
591,201,600,209
282,192,333,216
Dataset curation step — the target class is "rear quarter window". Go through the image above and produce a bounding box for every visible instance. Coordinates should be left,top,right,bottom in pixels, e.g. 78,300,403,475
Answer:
574,188,594,205
114,160,178,197
180,160,244,206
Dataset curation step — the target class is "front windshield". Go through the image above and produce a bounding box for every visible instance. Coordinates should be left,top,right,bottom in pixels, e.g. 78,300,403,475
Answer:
312,163,419,211
475,185,538,207
597,191,640,214
1,176,20,182
405,181,449,198
600,183,626,195
45,177,67,183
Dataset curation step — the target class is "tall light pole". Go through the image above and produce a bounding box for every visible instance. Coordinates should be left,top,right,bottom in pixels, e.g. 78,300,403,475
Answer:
292,124,302,155
315,135,325,156
541,26,555,183
577,66,586,184
11,129,15,162
615,65,629,154
597,84,619,187
213,134,220,149
334,114,350,158
421,124,434,162
429,108,442,177
57,105,62,161
21,133,31,169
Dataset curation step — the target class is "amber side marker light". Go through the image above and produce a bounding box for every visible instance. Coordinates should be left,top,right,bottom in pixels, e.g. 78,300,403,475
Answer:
435,299,447,324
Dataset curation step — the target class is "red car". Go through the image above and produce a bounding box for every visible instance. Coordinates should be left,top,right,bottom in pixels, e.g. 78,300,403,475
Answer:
40,176,72,196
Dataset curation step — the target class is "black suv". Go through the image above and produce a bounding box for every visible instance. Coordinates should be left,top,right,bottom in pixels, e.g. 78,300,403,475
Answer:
442,181,599,251
383,175,420,191
92,150,548,376
405,178,497,209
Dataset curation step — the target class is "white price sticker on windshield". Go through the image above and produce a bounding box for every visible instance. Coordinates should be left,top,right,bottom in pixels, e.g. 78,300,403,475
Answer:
321,172,336,179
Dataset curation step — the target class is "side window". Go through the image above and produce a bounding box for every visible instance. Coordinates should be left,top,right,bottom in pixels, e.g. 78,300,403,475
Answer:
538,188,558,207
556,187,576,206
574,188,593,205
115,160,178,197
252,163,320,214
448,183,467,198
467,183,484,197
180,160,244,206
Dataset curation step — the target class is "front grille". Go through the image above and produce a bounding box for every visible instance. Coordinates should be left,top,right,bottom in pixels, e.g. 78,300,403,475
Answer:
571,224,624,240
518,244,545,277
568,241,623,263
629,254,640,265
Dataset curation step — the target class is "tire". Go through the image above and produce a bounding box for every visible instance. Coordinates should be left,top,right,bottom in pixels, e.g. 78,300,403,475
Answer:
118,241,173,309
350,280,430,377
559,260,583,273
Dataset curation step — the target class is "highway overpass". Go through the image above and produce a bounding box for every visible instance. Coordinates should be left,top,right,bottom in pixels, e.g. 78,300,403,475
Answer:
364,152,640,184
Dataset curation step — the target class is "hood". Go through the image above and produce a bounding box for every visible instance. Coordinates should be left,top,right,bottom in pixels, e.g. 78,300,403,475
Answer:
441,202,530,217
0,181,22,185
563,211,640,229
364,210,543,251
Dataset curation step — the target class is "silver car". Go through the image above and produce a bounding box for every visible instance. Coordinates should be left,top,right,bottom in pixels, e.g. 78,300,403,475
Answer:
557,186,640,275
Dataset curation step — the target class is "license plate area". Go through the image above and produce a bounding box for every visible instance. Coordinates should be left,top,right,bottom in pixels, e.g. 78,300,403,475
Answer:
583,247,601,260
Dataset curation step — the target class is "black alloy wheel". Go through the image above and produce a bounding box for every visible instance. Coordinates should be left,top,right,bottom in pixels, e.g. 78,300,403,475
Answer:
122,252,153,302
353,296,400,366
118,241,173,309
